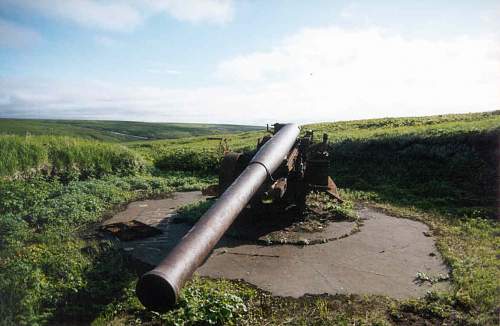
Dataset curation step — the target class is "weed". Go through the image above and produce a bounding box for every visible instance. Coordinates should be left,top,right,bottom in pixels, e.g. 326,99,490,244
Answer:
175,199,215,224
414,271,450,284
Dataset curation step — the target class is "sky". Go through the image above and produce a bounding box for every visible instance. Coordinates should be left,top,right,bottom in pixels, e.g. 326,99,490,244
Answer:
0,0,499,125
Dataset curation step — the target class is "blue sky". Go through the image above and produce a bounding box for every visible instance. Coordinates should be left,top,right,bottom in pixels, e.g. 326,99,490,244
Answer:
0,1,499,125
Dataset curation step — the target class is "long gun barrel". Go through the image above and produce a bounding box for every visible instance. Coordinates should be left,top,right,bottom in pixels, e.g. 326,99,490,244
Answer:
136,123,301,312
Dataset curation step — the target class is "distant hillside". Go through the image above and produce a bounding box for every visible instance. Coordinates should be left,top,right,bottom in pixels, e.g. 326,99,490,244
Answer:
0,119,263,142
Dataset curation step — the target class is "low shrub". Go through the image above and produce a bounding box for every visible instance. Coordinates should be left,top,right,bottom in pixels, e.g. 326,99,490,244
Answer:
155,149,221,174
0,173,214,325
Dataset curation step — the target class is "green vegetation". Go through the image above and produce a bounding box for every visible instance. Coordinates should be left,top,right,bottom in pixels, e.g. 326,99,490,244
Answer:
0,174,215,325
310,110,499,218
94,277,253,326
95,277,392,325
128,130,266,171
307,111,499,324
176,199,216,224
305,191,358,222
0,119,263,142
0,111,498,325
0,135,146,179
340,189,499,325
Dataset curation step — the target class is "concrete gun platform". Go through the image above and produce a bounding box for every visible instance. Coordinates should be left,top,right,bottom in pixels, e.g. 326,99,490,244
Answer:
103,191,449,299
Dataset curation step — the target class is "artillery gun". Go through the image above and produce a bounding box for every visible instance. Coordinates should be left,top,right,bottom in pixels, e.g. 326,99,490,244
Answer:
136,123,340,312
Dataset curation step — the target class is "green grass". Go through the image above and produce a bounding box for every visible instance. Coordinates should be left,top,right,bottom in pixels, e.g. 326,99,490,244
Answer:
313,112,500,217
0,110,498,325
93,277,254,326
0,173,216,325
127,130,267,171
0,119,263,142
95,277,393,326
340,189,499,325
0,135,146,180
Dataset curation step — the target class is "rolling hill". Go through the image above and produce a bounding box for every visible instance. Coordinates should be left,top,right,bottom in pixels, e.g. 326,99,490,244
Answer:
0,119,263,142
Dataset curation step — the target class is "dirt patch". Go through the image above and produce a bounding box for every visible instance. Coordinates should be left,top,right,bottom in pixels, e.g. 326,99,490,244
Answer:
104,191,449,299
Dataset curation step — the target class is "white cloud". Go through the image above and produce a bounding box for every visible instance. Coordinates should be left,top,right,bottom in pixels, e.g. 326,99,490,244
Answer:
0,18,42,48
1,26,499,124
3,0,234,31
215,27,500,122
480,6,500,23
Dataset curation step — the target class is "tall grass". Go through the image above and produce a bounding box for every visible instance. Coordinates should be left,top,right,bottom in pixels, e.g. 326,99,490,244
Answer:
0,135,146,180
309,111,500,217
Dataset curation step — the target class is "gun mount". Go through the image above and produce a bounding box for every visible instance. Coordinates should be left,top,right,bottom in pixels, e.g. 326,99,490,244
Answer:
218,123,341,208
136,123,340,312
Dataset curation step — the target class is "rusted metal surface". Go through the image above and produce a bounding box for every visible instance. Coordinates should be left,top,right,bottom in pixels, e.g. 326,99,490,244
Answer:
201,184,218,196
218,152,242,193
286,147,299,172
101,220,162,241
136,123,301,312
271,177,287,199
326,176,342,202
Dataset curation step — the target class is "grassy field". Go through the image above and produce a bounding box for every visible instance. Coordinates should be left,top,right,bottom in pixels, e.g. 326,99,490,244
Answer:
0,111,498,325
0,119,263,142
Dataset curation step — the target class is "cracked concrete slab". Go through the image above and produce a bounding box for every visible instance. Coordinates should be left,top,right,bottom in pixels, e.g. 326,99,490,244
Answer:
199,207,449,298
103,191,206,228
104,192,449,299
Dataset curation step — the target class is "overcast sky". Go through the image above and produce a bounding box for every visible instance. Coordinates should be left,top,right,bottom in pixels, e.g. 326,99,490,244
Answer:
0,0,499,125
